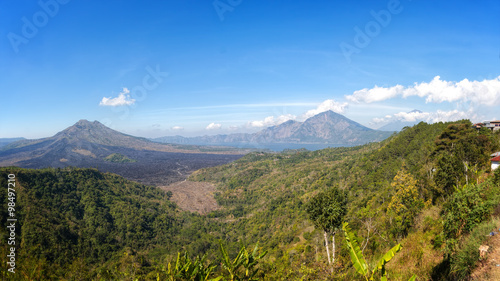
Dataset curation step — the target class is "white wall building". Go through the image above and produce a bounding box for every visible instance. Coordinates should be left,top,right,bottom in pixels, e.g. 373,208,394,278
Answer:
491,155,500,171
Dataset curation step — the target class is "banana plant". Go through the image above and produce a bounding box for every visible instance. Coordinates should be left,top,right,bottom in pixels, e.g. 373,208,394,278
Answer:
191,254,222,281
165,252,189,281
241,242,267,280
219,241,245,281
219,241,267,281
342,222,416,281
343,222,369,277
164,252,222,281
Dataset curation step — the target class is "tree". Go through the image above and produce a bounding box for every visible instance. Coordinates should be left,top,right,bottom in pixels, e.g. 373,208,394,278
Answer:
442,183,490,242
434,154,465,196
387,169,424,237
305,186,347,269
433,121,495,195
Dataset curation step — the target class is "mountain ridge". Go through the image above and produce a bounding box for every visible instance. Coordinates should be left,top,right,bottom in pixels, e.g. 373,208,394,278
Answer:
154,110,393,146
2,119,246,154
0,120,245,185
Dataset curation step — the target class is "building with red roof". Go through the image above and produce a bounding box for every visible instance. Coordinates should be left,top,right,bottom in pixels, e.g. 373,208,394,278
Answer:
491,154,500,170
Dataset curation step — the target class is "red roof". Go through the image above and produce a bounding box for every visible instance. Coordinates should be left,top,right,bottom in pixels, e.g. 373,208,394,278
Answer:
491,155,500,162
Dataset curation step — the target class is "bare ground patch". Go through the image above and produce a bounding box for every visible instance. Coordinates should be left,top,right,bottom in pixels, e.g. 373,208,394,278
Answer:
159,181,219,215
72,148,96,157
471,223,500,280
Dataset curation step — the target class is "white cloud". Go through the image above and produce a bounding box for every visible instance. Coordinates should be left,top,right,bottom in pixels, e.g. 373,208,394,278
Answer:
303,99,348,118
248,114,296,128
171,126,184,131
346,76,500,105
206,123,222,130
393,111,430,122
99,88,136,106
372,117,389,124
425,110,473,123
347,85,404,103
371,109,474,125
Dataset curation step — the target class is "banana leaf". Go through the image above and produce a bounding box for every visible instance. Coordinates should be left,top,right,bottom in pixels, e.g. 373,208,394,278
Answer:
343,222,369,277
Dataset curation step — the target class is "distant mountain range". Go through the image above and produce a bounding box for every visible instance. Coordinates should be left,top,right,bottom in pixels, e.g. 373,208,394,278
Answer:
0,120,243,185
0,112,394,183
376,110,423,131
377,120,420,131
154,110,394,146
0,137,25,148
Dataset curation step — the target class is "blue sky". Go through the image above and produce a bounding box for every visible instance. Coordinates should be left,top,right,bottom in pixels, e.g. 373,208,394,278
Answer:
1,0,499,138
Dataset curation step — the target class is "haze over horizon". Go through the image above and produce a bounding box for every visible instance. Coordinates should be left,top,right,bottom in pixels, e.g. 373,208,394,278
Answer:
1,0,499,139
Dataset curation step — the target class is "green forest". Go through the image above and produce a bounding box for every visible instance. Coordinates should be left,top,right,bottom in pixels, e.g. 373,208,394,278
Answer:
1,120,500,280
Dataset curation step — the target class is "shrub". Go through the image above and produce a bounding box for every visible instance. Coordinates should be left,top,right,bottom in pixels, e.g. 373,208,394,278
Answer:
450,218,499,280
442,183,492,242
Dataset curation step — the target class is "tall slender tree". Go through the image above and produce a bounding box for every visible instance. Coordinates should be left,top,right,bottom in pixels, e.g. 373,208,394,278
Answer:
305,186,347,270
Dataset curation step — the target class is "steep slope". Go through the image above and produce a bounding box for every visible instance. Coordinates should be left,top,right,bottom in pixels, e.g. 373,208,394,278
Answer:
0,167,180,279
250,119,302,142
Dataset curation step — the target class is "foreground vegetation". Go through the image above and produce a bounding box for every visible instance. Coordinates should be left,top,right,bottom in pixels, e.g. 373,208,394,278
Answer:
1,120,500,280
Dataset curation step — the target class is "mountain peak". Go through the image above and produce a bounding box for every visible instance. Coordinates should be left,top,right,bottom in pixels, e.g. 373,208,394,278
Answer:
53,119,124,145
76,119,92,124
73,119,103,128
304,110,359,126
63,120,112,135
312,110,340,118
409,109,422,113
321,110,336,115
305,110,346,121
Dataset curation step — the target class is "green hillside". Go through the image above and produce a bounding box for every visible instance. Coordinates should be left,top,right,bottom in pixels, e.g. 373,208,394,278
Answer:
104,153,137,163
0,167,182,279
188,120,500,280
1,120,500,280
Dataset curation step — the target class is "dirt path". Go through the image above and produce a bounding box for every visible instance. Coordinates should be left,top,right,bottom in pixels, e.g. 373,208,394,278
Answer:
159,181,219,215
471,225,500,280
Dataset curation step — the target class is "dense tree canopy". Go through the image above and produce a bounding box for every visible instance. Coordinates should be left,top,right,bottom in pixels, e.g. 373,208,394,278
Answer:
388,168,424,237
306,187,347,235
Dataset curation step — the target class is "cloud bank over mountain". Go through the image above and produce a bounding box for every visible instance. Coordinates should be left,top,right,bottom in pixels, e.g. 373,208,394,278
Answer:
346,76,500,105
340,76,500,128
